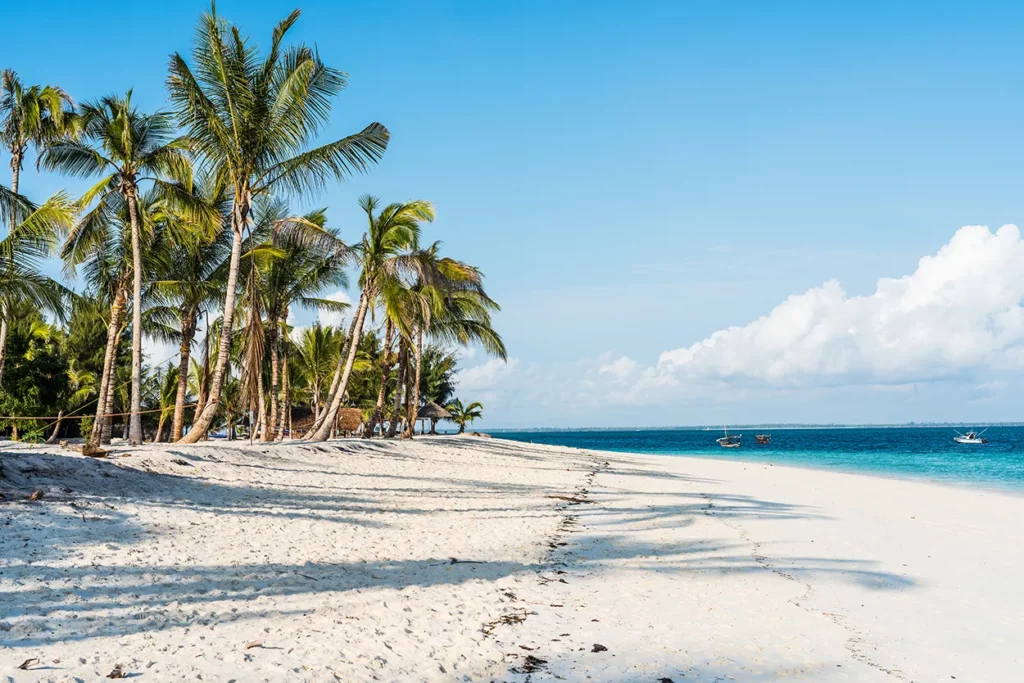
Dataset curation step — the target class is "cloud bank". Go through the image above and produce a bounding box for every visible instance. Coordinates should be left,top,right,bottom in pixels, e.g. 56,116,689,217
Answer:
456,225,1024,422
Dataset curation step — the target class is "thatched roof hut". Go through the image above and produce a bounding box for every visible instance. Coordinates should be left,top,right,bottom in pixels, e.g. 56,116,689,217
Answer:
417,402,451,420
337,407,362,433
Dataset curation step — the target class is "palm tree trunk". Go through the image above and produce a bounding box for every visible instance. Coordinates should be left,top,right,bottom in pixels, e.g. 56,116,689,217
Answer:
46,411,63,444
127,191,144,446
171,310,196,441
0,158,21,388
101,376,117,445
178,206,246,444
90,288,126,447
304,308,361,438
155,410,168,443
386,340,408,437
286,373,293,439
0,313,8,389
363,320,393,438
276,347,288,440
311,293,369,441
257,370,268,441
191,311,211,438
267,322,279,442
403,326,424,439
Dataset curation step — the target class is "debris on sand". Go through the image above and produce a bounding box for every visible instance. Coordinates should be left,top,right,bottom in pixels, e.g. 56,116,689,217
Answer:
18,658,39,670
511,654,548,674
591,643,608,653
106,664,126,678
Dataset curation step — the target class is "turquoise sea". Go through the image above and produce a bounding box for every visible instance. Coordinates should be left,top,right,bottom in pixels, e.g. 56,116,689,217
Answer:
488,427,1024,491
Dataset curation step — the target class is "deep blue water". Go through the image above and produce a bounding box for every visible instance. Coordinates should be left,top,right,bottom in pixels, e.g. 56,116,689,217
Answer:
488,427,1024,491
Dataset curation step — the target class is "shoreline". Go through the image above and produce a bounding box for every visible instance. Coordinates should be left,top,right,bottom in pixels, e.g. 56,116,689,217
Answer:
488,435,1024,497
2,436,1020,681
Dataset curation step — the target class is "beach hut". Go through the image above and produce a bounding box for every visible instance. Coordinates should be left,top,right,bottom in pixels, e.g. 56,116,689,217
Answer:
417,402,451,435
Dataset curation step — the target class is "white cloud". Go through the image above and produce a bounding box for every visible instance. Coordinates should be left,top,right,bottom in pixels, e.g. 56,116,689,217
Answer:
456,358,519,391
658,225,1024,386
318,290,352,330
456,226,1024,426
598,355,638,382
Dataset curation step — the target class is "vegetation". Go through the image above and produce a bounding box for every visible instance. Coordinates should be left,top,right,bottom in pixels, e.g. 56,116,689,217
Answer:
0,5,502,444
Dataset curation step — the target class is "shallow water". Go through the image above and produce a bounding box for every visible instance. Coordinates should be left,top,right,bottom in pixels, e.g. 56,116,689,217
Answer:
489,426,1024,491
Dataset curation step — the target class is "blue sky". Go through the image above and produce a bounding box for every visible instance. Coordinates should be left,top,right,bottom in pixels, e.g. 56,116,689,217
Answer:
4,1,1024,427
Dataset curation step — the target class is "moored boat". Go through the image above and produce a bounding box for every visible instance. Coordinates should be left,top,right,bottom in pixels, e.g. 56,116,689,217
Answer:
717,426,741,448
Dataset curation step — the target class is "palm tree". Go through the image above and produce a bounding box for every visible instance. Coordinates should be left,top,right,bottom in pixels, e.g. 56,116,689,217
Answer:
41,92,188,445
0,187,75,386
153,362,179,442
445,398,483,434
168,5,389,443
263,209,349,439
401,247,506,438
0,70,75,198
0,72,75,387
309,196,434,441
293,323,341,423
150,173,231,441
58,188,167,447
47,358,98,443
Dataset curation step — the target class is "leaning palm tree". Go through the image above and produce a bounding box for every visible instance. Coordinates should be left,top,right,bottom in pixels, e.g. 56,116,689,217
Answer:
168,5,389,443
445,398,483,434
41,92,188,445
308,196,434,441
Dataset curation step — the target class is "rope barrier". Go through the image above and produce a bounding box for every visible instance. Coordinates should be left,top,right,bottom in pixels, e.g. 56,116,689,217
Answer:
0,404,198,421
0,348,199,434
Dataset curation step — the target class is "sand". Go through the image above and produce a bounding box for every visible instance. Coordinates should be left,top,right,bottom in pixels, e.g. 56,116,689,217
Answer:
1,437,1020,682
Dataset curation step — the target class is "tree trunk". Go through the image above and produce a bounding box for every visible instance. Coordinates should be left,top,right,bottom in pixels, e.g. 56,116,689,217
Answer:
126,190,144,446
155,409,168,443
430,417,439,435
90,288,126,447
311,293,369,441
386,340,408,437
286,373,293,439
178,201,247,444
459,423,466,434
276,347,288,440
191,311,211,439
171,310,196,441
304,308,361,438
257,370,268,441
363,320,393,438
0,314,8,389
266,320,279,441
46,411,63,444
101,372,116,445
403,326,424,439
0,156,22,388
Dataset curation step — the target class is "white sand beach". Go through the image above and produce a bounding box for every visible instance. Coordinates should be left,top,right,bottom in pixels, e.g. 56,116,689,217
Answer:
1,437,1020,682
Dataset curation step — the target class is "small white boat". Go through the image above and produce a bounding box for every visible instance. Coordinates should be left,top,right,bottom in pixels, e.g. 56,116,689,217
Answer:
717,426,741,448
954,429,988,444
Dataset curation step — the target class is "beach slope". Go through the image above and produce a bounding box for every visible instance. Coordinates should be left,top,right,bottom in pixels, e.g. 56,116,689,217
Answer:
1,437,1019,681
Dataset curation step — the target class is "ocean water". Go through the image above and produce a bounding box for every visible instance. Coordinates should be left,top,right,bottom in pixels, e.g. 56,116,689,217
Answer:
488,427,1024,491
